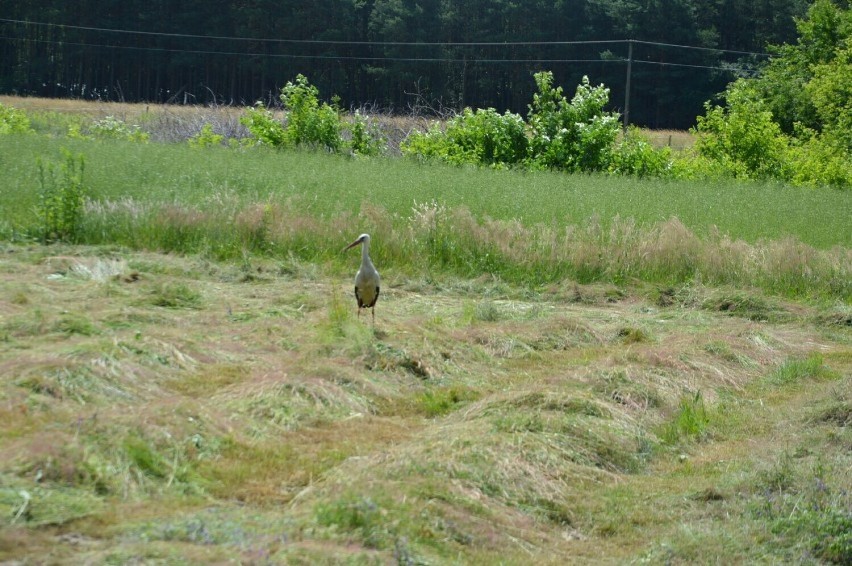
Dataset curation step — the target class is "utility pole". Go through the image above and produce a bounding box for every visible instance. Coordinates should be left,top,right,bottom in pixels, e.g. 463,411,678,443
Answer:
623,39,633,131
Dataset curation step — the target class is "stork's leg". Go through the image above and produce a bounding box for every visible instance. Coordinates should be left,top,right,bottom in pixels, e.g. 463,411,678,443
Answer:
371,306,375,324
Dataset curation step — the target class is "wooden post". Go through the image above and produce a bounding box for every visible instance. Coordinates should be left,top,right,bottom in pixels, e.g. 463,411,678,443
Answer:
623,40,633,131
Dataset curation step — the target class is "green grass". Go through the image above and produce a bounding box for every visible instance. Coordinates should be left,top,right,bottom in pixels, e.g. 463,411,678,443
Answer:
767,353,839,386
2,134,850,300
2,134,849,301
0,111,851,563
1,134,849,250
659,391,710,445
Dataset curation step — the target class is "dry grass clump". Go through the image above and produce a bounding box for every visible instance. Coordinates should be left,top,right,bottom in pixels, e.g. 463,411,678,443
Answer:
222,372,374,434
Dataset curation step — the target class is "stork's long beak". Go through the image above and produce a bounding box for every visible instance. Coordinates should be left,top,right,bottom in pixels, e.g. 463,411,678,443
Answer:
343,237,363,252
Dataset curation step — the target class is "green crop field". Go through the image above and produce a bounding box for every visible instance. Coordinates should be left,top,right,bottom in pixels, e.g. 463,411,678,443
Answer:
0,101,850,564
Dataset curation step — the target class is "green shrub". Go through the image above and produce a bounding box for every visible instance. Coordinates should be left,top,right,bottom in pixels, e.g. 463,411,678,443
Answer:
35,149,88,243
280,74,342,152
240,104,288,147
402,107,527,167
783,129,851,189
241,75,352,153
188,123,225,148
403,73,619,173
609,127,674,178
527,72,620,172
0,102,33,134
693,80,789,180
87,116,149,142
348,110,386,156
400,121,452,162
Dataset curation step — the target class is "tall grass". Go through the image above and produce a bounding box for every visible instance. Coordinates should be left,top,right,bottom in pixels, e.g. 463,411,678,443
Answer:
1,135,850,298
2,135,850,247
70,196,850,299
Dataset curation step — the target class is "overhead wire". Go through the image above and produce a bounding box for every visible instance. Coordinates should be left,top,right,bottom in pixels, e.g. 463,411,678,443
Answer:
0,17,767,78
0,17,771,58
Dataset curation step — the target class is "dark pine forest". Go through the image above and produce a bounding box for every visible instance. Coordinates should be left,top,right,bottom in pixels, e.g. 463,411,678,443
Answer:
0,0,812,129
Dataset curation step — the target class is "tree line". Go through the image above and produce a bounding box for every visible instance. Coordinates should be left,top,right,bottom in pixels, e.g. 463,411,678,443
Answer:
0,0,814,128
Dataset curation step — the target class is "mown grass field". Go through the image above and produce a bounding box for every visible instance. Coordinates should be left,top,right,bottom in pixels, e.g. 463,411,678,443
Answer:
0,98,850,564
0,246,849,564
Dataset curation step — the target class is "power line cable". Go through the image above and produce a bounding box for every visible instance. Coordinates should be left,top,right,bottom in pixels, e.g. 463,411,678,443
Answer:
0,17,771,57
0,35,761,73
0,18,630,46
630,39,770,57
632,59,759,73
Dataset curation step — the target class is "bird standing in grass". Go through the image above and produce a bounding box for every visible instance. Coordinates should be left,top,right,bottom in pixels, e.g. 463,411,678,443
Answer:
343,233,380,322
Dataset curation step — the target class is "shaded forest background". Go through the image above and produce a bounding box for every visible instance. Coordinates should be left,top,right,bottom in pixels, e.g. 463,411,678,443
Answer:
0,0,815,129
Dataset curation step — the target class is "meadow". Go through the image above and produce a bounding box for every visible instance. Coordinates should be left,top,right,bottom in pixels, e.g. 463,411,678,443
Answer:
0,98,850,564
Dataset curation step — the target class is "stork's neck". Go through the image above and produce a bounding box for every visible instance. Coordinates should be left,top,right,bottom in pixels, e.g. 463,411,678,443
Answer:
361,241,372,266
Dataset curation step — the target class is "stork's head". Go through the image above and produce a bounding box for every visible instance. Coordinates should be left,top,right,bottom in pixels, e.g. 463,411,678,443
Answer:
343,233,371,252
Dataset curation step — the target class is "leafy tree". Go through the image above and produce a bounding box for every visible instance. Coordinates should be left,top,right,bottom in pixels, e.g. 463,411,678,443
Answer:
805,40,852,152
692,79,789,180
754,0,852,134
688,1,851,188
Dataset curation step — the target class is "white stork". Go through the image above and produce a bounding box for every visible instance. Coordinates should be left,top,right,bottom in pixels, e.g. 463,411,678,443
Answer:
343,233,380,322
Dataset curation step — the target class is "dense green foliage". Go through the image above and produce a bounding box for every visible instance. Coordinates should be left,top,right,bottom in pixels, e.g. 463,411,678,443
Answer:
693,80,789,180
0,101,32,133
402,107,529,168
401,72,657,175
241,75,383,155
691,0,852,187
0,0,815,129
754,0,852,138
279,74,342,152
526,73,620,172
